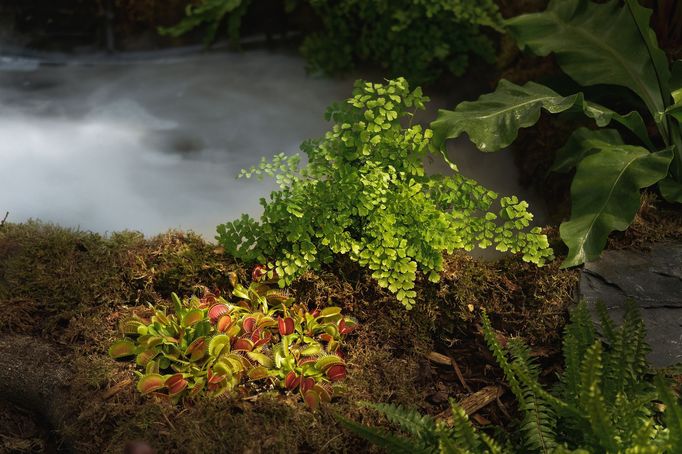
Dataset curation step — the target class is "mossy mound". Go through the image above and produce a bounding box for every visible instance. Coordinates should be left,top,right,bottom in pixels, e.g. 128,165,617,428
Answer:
0,220,584,453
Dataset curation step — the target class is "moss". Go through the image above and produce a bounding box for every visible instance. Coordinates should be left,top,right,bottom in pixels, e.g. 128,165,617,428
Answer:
0,401,50,453
0,222,239,340
608,193,682,250
0,221,140,337
129,230,239,300
0,220,585,452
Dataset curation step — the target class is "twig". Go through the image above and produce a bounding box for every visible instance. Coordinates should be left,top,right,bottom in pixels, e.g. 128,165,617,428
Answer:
319,434,343,452
426,351,451,366
0,211,8,227
101,378,132,400
436,386,504,426
456,386,503,416
496,395,512,421
448,355,473,394
425,351,473,393
161,410,176,431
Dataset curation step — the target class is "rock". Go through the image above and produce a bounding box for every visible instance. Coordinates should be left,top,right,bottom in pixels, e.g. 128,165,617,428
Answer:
579,242,682,367
0,335,74,450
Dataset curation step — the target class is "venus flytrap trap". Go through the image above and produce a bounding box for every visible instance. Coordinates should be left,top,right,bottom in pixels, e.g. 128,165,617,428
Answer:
109,272,355,409
218,78,553,309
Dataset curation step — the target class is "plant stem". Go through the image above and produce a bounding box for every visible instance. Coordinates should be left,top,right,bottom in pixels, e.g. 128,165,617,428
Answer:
670,125,682,181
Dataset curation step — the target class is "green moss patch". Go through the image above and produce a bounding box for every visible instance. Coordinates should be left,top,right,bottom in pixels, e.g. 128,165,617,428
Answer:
0,221,591,453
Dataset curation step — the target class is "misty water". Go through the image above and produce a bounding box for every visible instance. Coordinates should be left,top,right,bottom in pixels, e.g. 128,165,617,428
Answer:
0,49,545,241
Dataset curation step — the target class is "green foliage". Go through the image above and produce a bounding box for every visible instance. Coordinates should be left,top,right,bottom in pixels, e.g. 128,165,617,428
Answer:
109,274,355,408
216,78,553,308
158,0,502,85
558,144,671,267
301,0,503,84
338,400,504,454
158,0,251,47
342,301,682,452
432,0,682,268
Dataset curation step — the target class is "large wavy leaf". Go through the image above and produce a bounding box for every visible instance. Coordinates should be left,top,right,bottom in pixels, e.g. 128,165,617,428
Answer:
623,0,671,105
560,145,673,268
672,61,682,103
506,0,670,121
431,80,651,152
659,178,682,203
668,61,682,185
667,101,682,124
552,128,624,173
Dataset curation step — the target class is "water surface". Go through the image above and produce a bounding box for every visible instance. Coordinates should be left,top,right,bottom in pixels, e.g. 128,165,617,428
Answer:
0,50,545,241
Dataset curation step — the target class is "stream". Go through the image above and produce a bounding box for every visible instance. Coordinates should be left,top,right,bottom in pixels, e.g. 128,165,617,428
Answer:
0,49,546,242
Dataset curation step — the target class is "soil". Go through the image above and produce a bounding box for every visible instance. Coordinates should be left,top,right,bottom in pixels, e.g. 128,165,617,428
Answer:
1,204,680,453
0,220,583,453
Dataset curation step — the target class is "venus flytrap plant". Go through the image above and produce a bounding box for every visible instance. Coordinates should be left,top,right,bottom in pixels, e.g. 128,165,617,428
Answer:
109,272,355,409
218,78,553,309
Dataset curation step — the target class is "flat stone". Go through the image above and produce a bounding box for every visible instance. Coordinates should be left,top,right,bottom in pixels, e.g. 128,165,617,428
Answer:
579,242,682,367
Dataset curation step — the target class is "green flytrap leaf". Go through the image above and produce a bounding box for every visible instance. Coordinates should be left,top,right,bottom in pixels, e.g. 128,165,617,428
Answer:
431,80,652,153
135,350,158,367
207,334,231,357
246,351,273,368
318,306,341,318
108,339,136,359
137,374,165,394
560,145,672,268
182,309,204,327
315,355,344,371
506,0,670,121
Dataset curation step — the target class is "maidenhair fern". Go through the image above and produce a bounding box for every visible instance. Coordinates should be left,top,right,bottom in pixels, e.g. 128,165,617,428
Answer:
217,78,553,308
342,302,682,452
